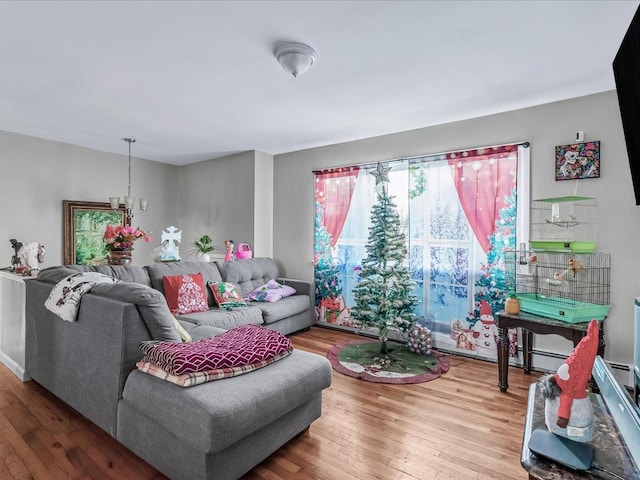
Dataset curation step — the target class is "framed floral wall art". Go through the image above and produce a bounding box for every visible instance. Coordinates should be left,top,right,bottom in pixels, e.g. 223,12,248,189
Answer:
63,200,128,265
555,141,601,181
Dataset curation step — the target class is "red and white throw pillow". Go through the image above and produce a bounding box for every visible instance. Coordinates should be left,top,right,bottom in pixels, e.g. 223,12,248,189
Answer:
162,273,209,315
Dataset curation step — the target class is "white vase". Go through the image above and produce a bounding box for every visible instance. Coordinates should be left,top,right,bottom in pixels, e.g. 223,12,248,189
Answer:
197,252,211,263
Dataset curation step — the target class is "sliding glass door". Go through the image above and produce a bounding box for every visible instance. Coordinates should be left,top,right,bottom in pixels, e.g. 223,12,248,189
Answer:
314,144,528,360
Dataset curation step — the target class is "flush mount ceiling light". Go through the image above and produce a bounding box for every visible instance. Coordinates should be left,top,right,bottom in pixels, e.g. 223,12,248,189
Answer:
275,43,317,78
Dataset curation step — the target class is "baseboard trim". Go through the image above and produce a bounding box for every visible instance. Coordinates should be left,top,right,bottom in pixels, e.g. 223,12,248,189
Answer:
0,351,29,382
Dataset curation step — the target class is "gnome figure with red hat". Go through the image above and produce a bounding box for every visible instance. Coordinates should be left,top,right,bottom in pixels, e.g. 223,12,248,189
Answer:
471,300,498,357
539,319,600,443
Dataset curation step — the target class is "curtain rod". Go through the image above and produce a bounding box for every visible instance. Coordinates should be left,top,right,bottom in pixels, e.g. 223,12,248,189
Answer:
388,140,531,163
313,140,530,173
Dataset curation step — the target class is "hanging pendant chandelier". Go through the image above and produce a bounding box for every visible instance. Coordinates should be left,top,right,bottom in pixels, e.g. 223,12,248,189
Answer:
109,138,148,220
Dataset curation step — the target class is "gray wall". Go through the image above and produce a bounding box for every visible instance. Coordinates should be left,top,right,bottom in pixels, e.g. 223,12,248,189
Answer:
0,131,268,268
0,130,178,266
272,90,640,367
253,150,274,258
177,150,273,260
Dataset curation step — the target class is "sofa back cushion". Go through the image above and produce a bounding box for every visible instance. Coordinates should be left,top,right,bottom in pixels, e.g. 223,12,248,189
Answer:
90,282,182,342
66,264,151,286
145,262,223,306
215,257,280,297
38,265,89,285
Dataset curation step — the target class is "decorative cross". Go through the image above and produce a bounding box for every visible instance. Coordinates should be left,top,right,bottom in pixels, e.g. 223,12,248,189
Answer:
161,226,182,246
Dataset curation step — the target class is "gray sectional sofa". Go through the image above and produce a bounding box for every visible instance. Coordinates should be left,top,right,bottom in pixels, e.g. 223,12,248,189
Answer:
25,258,332,480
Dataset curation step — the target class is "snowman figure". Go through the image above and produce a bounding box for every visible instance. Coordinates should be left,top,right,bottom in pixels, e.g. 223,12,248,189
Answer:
471,300,498,356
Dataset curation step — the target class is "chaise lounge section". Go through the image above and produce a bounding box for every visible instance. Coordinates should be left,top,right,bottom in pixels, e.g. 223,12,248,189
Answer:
25,258,332,480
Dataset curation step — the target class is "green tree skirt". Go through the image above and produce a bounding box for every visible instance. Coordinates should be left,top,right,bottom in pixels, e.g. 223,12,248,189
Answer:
329,340,449,384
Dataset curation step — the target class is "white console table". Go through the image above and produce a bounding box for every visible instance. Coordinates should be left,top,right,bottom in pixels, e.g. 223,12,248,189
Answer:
0,270,33,381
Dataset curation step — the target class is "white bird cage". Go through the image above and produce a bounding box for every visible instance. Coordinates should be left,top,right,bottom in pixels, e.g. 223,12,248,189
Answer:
529,196,598,253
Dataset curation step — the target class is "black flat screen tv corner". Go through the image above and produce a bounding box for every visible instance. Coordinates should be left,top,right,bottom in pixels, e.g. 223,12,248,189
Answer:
528,428,594,472
613,5,640,206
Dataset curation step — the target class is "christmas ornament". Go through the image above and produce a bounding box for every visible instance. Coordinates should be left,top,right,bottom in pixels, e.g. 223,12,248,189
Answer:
406,325,432,355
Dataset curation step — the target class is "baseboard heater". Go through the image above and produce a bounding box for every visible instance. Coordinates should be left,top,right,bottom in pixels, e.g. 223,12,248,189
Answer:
524,348,633,389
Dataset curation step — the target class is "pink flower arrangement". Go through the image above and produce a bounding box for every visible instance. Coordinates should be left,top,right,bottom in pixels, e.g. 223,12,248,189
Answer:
103,225,151,250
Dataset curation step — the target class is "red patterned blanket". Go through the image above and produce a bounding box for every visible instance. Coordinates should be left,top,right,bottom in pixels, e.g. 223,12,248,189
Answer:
138,324,293,376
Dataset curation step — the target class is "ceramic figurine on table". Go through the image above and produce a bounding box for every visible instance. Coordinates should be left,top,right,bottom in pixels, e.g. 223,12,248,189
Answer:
154,226,182,262
17,242,45,276
9,238,22,269
224,240,234,262
540,319,599,442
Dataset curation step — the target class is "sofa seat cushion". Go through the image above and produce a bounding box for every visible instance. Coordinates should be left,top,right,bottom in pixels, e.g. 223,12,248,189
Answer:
248,294,310,324
176,306,263,330
121,349,332,454
179,323,227,341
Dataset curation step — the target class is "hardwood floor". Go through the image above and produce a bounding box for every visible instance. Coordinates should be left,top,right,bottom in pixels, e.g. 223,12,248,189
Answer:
0,326,540,480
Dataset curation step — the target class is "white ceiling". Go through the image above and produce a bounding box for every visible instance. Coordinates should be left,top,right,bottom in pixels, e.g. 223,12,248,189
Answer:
0,1,638,166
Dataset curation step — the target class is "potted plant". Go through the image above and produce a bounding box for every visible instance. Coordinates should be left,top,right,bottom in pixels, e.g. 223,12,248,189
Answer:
190,234,216,262
103,225,151,265
505,290,520,315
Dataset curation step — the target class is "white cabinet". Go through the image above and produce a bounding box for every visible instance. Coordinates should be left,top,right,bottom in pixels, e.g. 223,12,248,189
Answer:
0,271,32,381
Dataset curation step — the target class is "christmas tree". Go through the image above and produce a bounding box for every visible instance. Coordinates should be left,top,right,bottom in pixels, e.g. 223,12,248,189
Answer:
314,201,342,307
350,163,420,353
